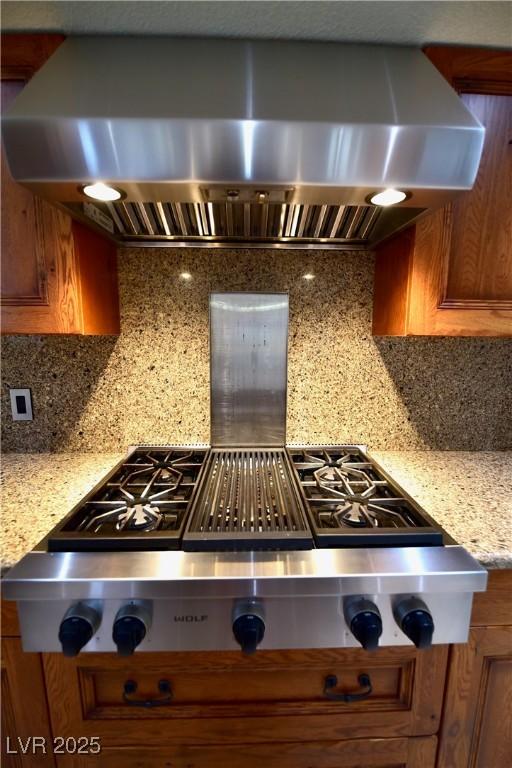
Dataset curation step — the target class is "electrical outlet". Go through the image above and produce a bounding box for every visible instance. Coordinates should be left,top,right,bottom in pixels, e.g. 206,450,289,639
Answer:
9,388,33,421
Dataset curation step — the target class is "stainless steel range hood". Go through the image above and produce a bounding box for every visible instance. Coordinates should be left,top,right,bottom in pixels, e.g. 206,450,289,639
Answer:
2,37,484,248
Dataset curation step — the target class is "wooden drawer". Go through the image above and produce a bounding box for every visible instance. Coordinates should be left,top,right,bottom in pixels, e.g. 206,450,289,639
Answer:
44,646,447,748
54,736,438,768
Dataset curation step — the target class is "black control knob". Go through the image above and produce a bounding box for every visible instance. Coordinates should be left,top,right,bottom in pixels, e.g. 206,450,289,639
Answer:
59,603,101,657
344,597,382,651
394,597,435,649
112,603,151,656
113,616,146,656
233,613,265,655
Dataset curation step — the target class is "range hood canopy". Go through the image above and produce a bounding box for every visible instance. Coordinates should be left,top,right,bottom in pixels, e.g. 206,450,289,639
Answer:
2,37,484,248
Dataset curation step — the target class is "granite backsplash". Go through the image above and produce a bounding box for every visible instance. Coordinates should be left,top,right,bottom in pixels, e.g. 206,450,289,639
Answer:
1,247,511,452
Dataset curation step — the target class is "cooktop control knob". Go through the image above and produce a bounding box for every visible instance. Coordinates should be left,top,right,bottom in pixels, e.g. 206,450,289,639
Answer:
113,602,152,656
59,602,101,657
344,597,382,651
232,600,265,655
394,597,435,649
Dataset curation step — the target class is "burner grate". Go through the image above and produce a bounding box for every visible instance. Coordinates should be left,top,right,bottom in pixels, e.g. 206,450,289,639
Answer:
183,449,313,550
288,446,444,548
47,448,208,551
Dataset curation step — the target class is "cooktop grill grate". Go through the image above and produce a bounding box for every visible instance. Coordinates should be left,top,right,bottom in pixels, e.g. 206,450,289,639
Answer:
183,448,313,550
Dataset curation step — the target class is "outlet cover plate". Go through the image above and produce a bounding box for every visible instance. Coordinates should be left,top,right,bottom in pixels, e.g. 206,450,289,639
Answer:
9,388,33,421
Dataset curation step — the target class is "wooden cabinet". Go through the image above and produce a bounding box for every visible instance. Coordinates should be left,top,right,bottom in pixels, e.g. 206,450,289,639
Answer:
1,638,55,767
54,736,438,768
1,34,120,335
42,644,447,749
437,625,512,768
373,47,512,337
437,569,512,768
1,600,54,766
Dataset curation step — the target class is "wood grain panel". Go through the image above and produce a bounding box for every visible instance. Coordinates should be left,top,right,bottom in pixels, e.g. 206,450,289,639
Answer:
82,659,406,719
472,656,512,768
1,599,20,637
0,33,81,335
424,46,512,96
445,94,512,303
437,625,512,768
1,638,55,767
373,47,512,337
1,201,82,334
72,221,120,335
1,81,48,305
372,227,413,335
1,34,64,80
43,645,447,747
54,736,438,768
1,33,120,336
471,569,512,627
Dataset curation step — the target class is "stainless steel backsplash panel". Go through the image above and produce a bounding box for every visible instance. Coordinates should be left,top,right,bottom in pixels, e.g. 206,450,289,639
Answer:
210,292,288,446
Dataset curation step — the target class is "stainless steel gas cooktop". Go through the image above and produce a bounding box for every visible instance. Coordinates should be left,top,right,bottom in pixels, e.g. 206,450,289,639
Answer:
44,444,446,553
3,294,487,658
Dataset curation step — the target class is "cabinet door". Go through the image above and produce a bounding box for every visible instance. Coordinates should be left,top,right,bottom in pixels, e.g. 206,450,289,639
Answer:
373,47,512,337
1,35,82,334
437,625,512,768
1,34,120,335
1,638,55,767
53,736,437,768
445,93,511,305
1,81,48,308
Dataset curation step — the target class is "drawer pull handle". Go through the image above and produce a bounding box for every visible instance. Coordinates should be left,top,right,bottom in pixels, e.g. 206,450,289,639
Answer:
323,673,372,702
123,679,173,707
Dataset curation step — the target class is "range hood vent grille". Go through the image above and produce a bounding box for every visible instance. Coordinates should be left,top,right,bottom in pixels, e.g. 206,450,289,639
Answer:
94,201,386,245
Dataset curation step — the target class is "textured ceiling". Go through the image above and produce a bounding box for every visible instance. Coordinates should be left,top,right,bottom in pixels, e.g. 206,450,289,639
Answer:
2,1,512,47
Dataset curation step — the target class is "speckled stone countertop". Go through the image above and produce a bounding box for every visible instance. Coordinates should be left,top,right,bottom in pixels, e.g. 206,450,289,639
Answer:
1,451,511,572
1,453,124,572
371,451,512,569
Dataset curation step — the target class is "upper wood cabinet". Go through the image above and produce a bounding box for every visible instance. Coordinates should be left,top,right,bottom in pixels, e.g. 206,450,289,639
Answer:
1,34,120,335
373,47,512,336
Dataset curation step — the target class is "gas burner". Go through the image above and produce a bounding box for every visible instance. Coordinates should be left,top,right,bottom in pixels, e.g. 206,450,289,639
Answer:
80,502,165,533
49,447,208,551
117,503,162,531
333,502,372,527
313,464,382,502
288,446,445,548
78,453,184,534
320,500,421,529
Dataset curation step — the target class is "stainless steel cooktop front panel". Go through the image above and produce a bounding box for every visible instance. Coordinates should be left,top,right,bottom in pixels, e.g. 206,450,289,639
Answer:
2,546,487,602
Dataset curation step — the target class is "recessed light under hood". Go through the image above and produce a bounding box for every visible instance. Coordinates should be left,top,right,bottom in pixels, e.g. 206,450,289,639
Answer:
1,37,484,248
